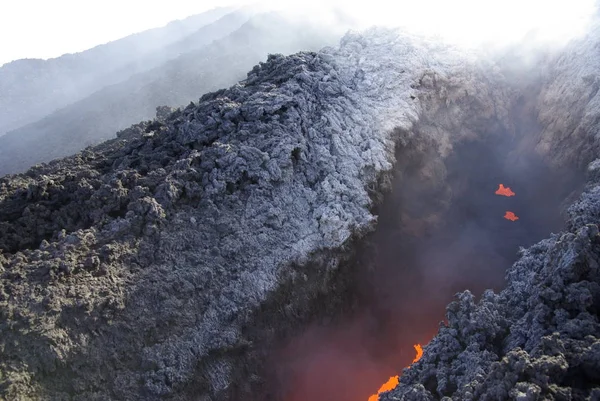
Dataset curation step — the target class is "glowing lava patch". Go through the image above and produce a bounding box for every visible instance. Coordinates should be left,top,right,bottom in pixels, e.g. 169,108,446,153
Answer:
368,376,399,401
368,344,424,401
412,344,423,363
495,184,515,197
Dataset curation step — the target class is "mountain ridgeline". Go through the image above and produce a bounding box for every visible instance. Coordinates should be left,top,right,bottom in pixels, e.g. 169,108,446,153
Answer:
0,8,345,177
0,6,234,135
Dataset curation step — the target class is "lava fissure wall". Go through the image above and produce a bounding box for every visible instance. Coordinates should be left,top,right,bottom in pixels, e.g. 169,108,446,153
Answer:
1,25,599,401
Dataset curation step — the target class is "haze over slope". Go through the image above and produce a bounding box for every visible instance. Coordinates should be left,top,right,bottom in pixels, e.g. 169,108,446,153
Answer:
0,9,347,176
2,23,600,399
1,3,600,400
0,6,234,136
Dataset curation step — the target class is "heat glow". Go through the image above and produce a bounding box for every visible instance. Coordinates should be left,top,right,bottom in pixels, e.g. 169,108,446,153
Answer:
495,184,515,197
368,344,423,401
504,211,519,221
367,376,399,401
412,344,423,363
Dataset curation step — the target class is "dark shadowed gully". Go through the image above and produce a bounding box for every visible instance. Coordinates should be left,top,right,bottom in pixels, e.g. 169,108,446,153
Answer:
1,22,600,401
386,162,600,400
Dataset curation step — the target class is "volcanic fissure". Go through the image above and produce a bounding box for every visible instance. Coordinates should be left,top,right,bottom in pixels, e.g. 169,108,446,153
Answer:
3,27,599,401
244,94,586,401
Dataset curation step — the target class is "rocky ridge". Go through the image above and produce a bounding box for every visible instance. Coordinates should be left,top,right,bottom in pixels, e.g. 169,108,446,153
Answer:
0,29,511,400
0,11,343,177
0,7,235,136
536,20,600,170
0,24,598,401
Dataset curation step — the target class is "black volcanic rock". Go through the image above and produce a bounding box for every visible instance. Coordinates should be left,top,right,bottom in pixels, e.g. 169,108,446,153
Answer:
0,24,599,401
0,27,511,399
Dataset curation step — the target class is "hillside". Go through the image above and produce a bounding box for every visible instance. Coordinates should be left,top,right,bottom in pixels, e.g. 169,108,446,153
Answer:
0,6,235,136
1,20,600,401
0,12,343,177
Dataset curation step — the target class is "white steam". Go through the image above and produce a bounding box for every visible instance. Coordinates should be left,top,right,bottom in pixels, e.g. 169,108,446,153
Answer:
242,0,596,48
3,0,596,65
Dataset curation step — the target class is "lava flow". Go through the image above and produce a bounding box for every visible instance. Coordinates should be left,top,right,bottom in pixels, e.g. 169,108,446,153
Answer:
367,344,423,401
412,344,423,363
367,376,398,401
495,184,516,197
504,211,519,221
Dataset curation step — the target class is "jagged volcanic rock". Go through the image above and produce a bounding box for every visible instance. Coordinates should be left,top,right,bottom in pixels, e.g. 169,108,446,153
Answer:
0,28,502,400
0,11,343,177
0,25,597,401
536,20,600,170
385,160,600,401
383,24,600,401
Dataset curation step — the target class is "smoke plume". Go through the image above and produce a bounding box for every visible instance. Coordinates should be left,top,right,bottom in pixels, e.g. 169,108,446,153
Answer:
266,104,585,401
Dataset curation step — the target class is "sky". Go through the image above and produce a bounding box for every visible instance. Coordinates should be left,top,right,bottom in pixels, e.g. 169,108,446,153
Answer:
0,0,597,66
0,0,242,65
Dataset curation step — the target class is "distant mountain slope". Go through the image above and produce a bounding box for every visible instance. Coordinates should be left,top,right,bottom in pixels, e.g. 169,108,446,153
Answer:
0,12,343,176
0,6,235,135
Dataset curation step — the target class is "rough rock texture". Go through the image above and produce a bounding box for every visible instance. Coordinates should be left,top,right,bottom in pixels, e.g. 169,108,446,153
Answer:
386,159,600,401
0,24,598,401
0,29,512,400
536,20,600,169
0,11,342,177
384,27,600,401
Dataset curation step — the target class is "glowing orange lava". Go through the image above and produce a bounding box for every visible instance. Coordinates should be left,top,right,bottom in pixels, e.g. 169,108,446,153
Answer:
412,344,423,363
368,344,423,401
495,184,515,197
504,211,519,221
367,376,399,401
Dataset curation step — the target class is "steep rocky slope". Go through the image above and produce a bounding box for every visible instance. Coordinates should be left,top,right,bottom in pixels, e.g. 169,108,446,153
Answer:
0,7,235,136
0,29,511,400
1,23,599,401
0,12,344,177
535,21,600,170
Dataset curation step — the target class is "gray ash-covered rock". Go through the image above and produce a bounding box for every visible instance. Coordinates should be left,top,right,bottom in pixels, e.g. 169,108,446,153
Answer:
535,20,600,170
0,10,345,177
1,22,599,401
1,28,506,400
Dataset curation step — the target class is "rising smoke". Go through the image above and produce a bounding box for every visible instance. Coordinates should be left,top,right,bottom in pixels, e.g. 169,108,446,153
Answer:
1,2,596,400
263,81,586,401
250,0,596,48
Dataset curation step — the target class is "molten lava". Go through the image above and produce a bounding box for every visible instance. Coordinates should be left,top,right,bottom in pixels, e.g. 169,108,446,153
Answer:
495,184,516,197
504,211,519,221
412,344,423,363
367,376,399,401
368,344,424,401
